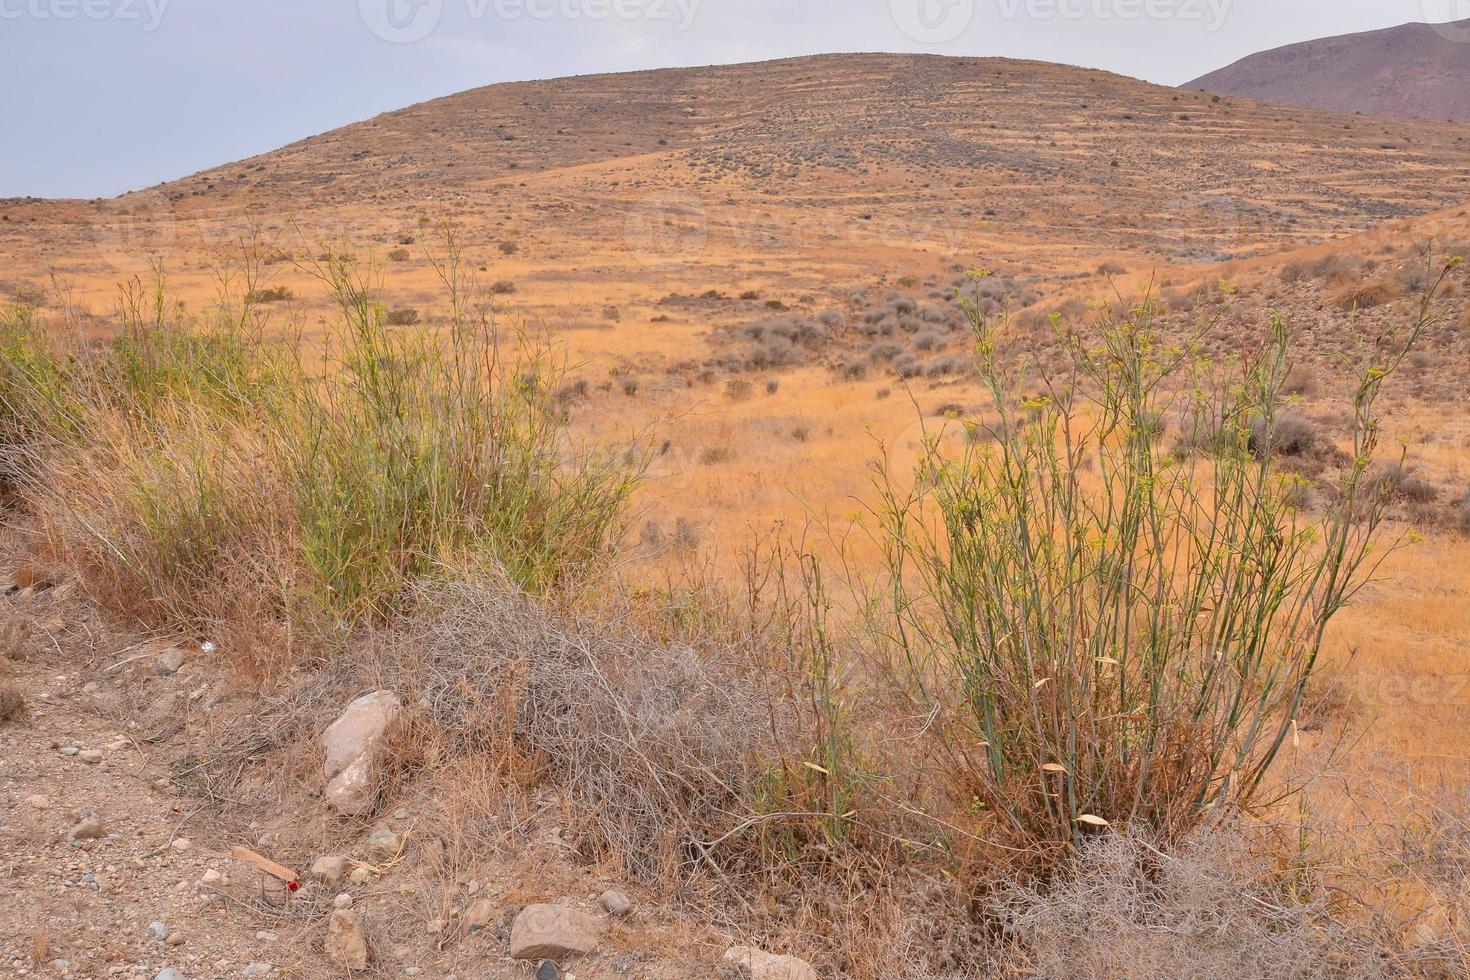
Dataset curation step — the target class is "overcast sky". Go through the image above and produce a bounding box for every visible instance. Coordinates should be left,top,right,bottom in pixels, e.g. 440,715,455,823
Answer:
3,0,1468,198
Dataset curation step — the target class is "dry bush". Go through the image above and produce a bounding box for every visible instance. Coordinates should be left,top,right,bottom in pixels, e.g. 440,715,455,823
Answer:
373,577,786,878
993,830,1395,979
0,681,24,722
1332,278,1402,310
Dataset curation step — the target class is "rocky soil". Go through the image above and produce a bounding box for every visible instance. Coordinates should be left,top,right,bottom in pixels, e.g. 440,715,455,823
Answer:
0,575,809,980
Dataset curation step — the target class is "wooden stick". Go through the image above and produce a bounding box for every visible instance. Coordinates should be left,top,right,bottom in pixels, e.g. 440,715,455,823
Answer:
229,846,300,886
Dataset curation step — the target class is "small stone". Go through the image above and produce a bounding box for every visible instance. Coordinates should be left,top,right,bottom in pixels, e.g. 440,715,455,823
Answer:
721,947,818,980
326,909,369,971
310,855,347,884
598,890,633,918
155,648,186,676
24,794,50,809
536,963,561,980
241,964,273,978
78,749,104,764
147,921,169,940
509,904,603,961
464,897,496,933
170,838,192,851
200,869,222,885
333,893,354,910
348,865,374,886
60,746,79,756
155,970,186,980
69,818,106,841
165,932,185,946
364,827,402,863
255,930,277,942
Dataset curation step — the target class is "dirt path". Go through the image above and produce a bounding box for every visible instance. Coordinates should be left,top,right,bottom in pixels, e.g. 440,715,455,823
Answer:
0,630,344,980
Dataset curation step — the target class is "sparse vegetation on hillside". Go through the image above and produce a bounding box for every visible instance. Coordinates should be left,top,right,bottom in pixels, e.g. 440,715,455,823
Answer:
0,241,637,644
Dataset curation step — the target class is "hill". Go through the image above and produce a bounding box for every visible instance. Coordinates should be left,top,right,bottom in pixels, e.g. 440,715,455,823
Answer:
1187,20,1470,122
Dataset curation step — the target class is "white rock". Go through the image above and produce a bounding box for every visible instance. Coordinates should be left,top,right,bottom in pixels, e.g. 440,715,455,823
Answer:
721,946,818,980
321,691,404,816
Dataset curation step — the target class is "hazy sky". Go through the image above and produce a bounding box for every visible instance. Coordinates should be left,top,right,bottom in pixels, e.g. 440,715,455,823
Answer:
3,0,1468,198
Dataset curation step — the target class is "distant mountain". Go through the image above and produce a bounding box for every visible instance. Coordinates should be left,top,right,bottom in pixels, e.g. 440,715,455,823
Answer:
1187,20,1470,123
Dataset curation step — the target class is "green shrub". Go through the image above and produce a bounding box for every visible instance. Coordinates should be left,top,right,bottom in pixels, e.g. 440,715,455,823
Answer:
862,265,1452,858
0,241,639,640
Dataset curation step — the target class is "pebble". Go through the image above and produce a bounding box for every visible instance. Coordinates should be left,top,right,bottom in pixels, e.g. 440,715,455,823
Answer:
170,838,192,851
154,970,186,980
60,746,79,756
68,818,106,841
309,854,347,884
148,921,169,940
241,964,273,978
599,889,633,917
155,648,186,676
24,794,51,809
165,932,185,946
200,869,222,885
78,749,104,764
333,893,354,909
364,827,402,863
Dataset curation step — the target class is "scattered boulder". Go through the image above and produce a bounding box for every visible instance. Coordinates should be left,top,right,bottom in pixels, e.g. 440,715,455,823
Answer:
509,904,603,961
599,889,633,918
310,854,347,884
321,691,404,815
154,648,186,676
327,909,370,971
721,946,818,980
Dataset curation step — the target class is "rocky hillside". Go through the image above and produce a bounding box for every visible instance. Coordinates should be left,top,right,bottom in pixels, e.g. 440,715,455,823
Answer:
1188,20,1470,122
